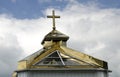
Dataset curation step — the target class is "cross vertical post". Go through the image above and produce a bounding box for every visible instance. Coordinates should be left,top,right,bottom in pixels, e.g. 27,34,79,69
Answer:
47,10,60,30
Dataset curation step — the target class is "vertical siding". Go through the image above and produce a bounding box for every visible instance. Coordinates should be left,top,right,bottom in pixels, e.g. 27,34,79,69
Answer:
18,70,108,77
96,71,108,77
18,72,28,77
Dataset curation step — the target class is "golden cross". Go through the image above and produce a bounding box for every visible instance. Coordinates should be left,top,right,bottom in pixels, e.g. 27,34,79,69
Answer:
47,10,60,30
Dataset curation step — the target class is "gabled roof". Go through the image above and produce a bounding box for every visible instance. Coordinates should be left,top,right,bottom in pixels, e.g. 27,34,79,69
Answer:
18,28,108,70
18,44,108,70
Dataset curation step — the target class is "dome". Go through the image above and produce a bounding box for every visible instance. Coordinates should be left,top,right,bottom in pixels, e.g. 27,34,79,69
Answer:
41,29,69,44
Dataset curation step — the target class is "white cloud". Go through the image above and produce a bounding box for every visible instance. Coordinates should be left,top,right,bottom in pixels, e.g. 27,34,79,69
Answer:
0,34,23,77
46,3,120,77
0,2,120,77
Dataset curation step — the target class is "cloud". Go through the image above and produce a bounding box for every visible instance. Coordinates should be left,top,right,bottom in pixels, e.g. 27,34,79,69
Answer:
45,2,120,77
11,0,16,3
0,14,51,55
0,1,120,77
0,34,23,77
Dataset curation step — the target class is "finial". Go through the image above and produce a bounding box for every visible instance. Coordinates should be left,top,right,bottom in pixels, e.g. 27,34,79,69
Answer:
47,10,60,30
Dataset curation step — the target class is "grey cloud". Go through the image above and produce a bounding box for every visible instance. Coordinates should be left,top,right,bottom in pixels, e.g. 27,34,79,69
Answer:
0,34,23,77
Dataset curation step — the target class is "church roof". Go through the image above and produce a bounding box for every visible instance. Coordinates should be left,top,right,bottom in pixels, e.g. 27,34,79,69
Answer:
19,45,108,70
41,29,69,44
17,10,108,71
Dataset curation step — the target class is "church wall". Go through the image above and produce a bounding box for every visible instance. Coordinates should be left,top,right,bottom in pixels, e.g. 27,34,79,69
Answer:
17,70,108,77
18,72,28,77
96,71,108,77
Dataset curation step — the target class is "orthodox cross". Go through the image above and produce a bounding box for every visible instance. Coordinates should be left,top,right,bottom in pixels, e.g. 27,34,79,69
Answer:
47,10,60,30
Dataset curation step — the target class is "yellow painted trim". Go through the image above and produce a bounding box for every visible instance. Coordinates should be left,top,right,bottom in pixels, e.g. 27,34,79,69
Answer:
60,46,104,68
30,65,100,69
28,42,61,68
18,60,27,70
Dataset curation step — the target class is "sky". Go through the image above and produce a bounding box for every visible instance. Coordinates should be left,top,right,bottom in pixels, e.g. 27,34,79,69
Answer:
0,0,120,77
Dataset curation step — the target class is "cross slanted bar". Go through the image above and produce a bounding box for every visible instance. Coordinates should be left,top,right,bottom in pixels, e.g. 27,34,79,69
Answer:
47,10,60,30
